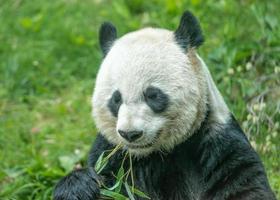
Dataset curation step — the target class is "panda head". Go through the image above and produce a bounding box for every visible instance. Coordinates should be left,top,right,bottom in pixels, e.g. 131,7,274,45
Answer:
92,11,219,156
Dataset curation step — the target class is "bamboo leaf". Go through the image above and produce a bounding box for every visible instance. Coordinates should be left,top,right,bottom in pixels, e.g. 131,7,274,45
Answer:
116,166,125,180
94,152,105,172
130,186,150,199
96,160,109,174
115,166,124,192
107,180,122,191
124,182,136,200
95,152,109,174
100,189,128,200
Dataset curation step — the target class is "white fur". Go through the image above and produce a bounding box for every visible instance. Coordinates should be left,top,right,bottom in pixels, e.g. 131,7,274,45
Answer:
197,56,229,124
92,28,229,157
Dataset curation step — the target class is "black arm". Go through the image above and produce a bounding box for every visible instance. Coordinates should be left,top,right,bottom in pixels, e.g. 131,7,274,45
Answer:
53,134,123,200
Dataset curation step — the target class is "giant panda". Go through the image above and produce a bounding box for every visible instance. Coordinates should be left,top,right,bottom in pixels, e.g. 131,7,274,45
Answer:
54,11,276,200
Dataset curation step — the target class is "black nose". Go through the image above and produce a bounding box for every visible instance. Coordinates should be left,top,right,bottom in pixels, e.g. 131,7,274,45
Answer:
118,130,143,142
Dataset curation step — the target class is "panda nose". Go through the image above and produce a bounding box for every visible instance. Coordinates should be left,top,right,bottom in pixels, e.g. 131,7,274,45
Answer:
118,130,143,142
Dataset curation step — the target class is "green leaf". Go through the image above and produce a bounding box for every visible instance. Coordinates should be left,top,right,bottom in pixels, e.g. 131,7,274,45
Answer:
116,166,125,180
115,166,125,192
124,182,136,200
100,189,128,200
95,152,109,174
94,152,105,172
107,180,122,191
130,187,150,199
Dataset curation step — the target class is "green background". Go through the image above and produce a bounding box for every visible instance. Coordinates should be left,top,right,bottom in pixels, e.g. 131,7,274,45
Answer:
0,0,279,199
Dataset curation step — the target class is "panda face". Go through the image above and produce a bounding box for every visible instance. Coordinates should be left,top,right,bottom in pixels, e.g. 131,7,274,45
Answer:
92,12,209,156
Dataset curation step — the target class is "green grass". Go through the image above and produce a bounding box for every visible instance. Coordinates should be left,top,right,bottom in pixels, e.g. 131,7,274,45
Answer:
0,0,279,199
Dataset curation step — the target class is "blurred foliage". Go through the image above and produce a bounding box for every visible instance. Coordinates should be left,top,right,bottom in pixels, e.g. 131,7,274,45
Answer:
0,0,279,199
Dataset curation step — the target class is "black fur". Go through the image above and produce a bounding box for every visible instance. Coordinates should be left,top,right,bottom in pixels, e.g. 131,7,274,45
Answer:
175,11,204,50
144,86,169,113
54,114,276,200
99,22,117,56
53,168,100,200
108,90,122,117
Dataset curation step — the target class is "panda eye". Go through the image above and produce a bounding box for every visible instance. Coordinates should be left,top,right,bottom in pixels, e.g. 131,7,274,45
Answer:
146,91,158,100
113,92,121,104
144,87,169,113
108,90,122,117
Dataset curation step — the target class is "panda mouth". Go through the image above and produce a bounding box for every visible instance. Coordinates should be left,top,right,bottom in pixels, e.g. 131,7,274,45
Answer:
127,142,154,149
126,130,162,149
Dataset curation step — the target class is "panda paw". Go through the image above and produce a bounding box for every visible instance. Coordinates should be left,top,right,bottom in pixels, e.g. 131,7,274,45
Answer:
53,167,101,200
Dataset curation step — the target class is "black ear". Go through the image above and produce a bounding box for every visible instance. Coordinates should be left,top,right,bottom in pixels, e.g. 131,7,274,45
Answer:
175,11,204,51
99,22,117,56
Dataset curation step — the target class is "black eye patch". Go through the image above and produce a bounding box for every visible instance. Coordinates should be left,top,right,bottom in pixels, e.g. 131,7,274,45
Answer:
108,90,122,117
144,87,169,113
